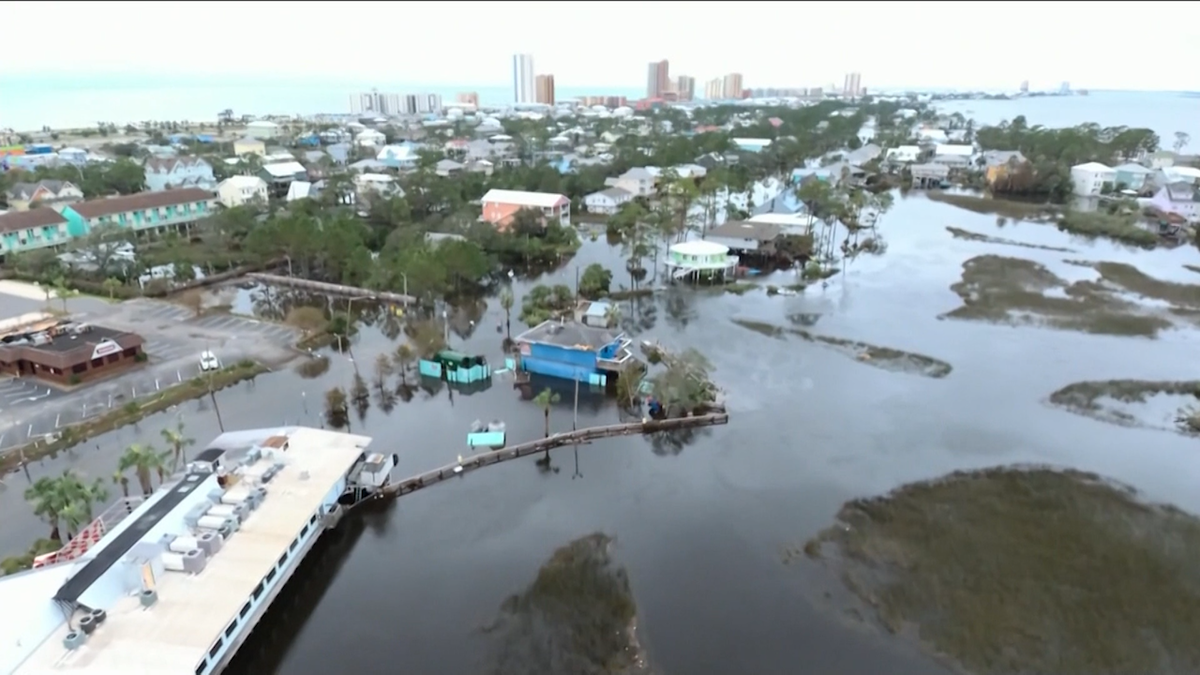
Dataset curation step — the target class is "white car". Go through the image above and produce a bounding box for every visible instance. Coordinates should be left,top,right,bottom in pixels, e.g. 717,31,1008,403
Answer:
199,350,221,372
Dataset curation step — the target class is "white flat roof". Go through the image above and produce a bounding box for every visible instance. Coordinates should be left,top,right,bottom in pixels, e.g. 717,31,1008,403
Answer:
748,213,808,227
671,240,729,256
14,427,370,674
262,161,306,177
481,189,567,208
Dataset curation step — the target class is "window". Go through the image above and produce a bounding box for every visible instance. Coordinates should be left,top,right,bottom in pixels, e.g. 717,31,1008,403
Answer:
290,539,298,552
301,524,310,537
195,661,207,675
209,639,223,658
266,568,277,583
224,620,237,638
240,601,251,618
278,551,288,566
252,582,264,599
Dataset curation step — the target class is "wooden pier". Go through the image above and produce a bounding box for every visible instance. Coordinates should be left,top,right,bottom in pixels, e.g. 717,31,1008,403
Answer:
246,273,416,305
375,412,729,499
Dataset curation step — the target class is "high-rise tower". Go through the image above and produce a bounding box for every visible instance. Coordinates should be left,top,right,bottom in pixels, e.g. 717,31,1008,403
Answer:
512,54,535,104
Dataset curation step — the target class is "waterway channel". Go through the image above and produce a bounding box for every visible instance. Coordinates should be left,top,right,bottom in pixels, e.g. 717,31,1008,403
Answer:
3,191,1199,674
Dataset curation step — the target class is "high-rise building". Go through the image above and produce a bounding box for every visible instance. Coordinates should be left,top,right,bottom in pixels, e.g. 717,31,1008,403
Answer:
535,74,556,105
675,75,695,101
457,92,480,107
842,72,862,98
512,54,535,103
646,60,670,98
1019,80,1029,93
722,73,744,100
704,78,724,100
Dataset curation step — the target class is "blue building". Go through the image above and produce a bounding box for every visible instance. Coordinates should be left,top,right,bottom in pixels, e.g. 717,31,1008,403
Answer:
511,320,636,386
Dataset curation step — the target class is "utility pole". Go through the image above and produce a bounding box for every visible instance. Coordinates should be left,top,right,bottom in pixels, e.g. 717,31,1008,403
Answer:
571,378,582,479
208,371,225,433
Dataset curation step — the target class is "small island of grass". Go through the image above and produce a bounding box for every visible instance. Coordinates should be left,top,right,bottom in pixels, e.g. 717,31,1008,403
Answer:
802,467,1200,675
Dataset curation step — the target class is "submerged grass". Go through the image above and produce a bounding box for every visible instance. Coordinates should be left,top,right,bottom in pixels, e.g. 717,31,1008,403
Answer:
731,319,952,378
485,533,649,675
1048,378,1200,434
925,191,1058,219
945,226,1075,253
806,466,1200,675
1058,210,1159,248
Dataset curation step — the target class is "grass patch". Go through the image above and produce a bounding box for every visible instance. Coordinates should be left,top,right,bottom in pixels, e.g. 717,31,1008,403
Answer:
807,466,1200,675
926,191,1058,219
1048,378,1200,434
722,282,759,296
0,361,267,474
945,226,1075,253
1058,210,1159,248
942,255,1177,337
607,288,656,301
1185,264,1200,276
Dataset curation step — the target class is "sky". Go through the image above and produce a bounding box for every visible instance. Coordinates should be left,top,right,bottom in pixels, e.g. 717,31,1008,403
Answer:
3,1,1200,92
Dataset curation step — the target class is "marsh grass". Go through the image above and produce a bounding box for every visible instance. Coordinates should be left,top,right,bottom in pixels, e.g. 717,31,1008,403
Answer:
809,467,1200,675
926,191,1057,219
731,319,952,378
1058,211,1159,248
945,226,1075,253
943,255,1179,337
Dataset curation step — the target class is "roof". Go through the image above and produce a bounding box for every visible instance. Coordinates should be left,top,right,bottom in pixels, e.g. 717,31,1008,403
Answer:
144,156,210,172
1112,163,1152,174
671,240,729,256
5,180,74,199
0,208,67,233
1073,162,1114,172
246,120,279,127
481,189,568,208
589,187,632,200
234,137,263,145
220,175,266,189
286,181,312,200
514,320,625,351
708,221,784,242
0,324,143,369
261,161,307,178
934,144,974,156
69,188,214,218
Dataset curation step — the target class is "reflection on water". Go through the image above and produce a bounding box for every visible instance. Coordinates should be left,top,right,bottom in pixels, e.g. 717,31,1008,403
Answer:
5,190,1200,674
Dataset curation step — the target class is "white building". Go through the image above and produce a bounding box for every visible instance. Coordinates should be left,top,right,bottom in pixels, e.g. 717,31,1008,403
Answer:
245,120,281,140
885,145,921,164
354,130,386,148
665,240,738,282
216,176,268,208
354,173,402,197
584,187,634,215
512,53,535,104
1070,162,1116,196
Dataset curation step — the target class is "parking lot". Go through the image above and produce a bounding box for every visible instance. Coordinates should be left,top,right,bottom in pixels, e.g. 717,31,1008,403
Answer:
0,298,301,450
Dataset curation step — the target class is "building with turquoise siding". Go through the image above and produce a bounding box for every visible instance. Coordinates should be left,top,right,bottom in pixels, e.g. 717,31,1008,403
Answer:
62,188,216,239
0,208,72,256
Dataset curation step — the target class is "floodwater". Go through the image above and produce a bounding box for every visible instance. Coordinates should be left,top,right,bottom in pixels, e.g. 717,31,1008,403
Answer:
5,191,1200,675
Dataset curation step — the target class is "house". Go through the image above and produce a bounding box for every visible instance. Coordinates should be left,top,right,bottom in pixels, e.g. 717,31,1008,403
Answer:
856,124,876,145
511,320,635,386
0,208,71,255
434,159,464,177
4,181,84,212
1112,163,1153,191
143,156,216,192
884,145,921,165
377,144,419,170
233,137,266,156
63,188,215,237
259,162,309,197
245,120,281,139
1148,183,1200,223
1154,166,1200,189
982,151,1028,185
355,130,386,148
845,143,882,165
706,221,784,255
604,167,658,197
1070,162,1116,196
583,187,634,215
354,173,402,197
261,150,295,164
326,143,351,165
791,167,840,187
1146,151,1176,169
910,163,950,189
930,144,974,168
217,176,268,208
286,181,312,202
480,189,570,230
574,300,619,328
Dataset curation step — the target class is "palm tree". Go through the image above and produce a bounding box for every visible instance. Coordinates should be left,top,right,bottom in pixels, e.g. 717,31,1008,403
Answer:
112,470,130,498
499,288,514,337
25,471,109,541
102,277,122,299
51,275,77,313
118,443,168,495
59,501,89,541
534,387,560,438
160,420,195,471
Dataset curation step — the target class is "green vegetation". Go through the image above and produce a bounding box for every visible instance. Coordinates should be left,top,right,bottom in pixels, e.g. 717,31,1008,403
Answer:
0,158,147,199
805,467,1200,675
519,284,574,325
976,116,1160,201
0,361,264,475
731,319,952,378
945,226,1075,252
1048,379,1200,435
485,533,643,675
1058,210,1158,247
578,263,613,300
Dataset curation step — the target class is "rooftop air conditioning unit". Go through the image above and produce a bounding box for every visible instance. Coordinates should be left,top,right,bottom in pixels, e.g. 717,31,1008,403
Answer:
182,548,207,574
184,501,213,529
197,531,223,556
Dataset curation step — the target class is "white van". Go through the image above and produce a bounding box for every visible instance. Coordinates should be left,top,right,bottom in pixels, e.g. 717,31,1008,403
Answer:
199,350,221,372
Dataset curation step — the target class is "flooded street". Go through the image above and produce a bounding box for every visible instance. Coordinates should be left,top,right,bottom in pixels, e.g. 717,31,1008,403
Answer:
5,191,1200,674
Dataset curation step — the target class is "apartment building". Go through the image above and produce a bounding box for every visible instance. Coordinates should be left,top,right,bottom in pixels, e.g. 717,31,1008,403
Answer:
675,76,695,101
513,54,535,103
647,60,670,99
481,189,570,230
723,73,744,100
535,75,556,105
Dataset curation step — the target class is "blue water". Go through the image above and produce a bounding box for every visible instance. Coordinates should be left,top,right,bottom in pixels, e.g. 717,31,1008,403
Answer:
0,78,643,130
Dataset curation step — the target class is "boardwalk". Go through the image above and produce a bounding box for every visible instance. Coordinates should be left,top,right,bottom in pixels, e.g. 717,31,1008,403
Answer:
247,273,416,305
378,412,729,499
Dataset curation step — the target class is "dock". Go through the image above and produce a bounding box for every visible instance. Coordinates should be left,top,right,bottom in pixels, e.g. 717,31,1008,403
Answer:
0,427,373,675
379,411,729,499
245,273,416,306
